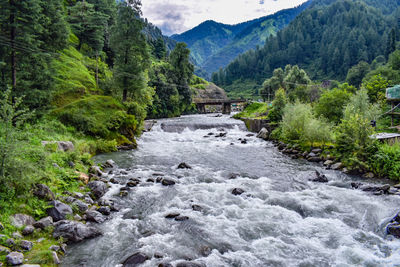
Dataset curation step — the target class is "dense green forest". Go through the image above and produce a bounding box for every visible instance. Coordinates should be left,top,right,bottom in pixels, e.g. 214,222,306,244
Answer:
212,0,400,98
0,1,200,263
172,2,310,79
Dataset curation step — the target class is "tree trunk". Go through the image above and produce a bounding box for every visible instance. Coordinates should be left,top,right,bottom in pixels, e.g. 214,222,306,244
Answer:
10,0,16,90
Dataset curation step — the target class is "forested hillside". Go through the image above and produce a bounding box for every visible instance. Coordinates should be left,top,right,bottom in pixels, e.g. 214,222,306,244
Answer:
172,2,310,78
213,0,400,98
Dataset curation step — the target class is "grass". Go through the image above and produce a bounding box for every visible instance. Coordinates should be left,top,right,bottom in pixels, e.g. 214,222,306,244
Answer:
233,102,270,119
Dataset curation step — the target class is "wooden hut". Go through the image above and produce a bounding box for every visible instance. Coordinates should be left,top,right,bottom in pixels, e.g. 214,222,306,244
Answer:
386,85,400,127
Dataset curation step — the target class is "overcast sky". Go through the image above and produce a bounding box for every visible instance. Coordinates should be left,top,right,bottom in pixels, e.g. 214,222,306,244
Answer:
141,0,308,36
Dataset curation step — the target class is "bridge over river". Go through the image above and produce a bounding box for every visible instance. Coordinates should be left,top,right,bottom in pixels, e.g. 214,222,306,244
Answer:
193,98,247,114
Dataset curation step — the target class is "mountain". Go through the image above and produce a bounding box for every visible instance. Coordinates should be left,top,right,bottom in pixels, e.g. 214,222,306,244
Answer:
213,0,400,98
171,2,311,79
143,19,177,52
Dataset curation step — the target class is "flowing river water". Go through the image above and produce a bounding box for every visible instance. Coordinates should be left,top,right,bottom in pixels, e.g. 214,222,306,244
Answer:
63,114,400,267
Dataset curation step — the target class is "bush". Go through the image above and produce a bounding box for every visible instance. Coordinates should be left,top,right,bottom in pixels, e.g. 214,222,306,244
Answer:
303,118,333,147
314,87,352,123
233,102,269,119
281,101,313,141
268,88,287,122
369,143,400,180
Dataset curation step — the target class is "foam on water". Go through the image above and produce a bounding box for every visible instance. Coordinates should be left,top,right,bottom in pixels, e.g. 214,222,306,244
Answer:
62,114,400,267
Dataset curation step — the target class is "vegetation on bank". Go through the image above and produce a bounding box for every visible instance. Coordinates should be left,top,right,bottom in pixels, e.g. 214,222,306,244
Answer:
0,0,198,265
235,50,400,180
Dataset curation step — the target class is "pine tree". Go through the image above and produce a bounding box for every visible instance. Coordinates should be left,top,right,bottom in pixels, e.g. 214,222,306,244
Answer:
111,0,150,102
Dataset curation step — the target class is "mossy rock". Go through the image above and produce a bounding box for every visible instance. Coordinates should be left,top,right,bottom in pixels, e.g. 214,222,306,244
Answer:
52,96,137,144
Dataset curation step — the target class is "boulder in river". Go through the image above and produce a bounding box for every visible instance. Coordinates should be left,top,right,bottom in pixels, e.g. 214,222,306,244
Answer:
46,200,73,222
387,223,400,238
165,213,180,219
85,210,105,223
53,220,102,243
162,179,176,186
178,162,192,169
102,159,117,169
311,171,328,183
176,261,205,267
87,181,108,199
175,215,189,221
232,188,245,196
122,252,149,267
256,128,269,140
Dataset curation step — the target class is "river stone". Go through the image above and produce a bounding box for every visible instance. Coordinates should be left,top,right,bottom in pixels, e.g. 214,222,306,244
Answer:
232,188,245,195
162,179,176,186
89,165,104,177
6,238,15,246
192,205,203,212
127,180,139,187
20,240,33,251
47,200,73,222
311,148,323,154
178,162,192,169
74,200,89,213
10,214,35,228
88,181,108,199
158,263,173,267
324,160,334,167
85,210,105,223
363,172,375,179
311,171,328,183
307,152,317,158
381,184,391,193
98,206,111,216
308,157,322,162
165,213,180,219
102,159,117,169
22,225,35,236
6,252,24,266
331,162,344,170
122,252,149,266
33,216,53,229
53,220,102,243
33,184,55,201
387,223,400,238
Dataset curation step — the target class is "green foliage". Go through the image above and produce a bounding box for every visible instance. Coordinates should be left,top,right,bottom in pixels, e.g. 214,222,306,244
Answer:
336,89,380,168
268,88,287,122
362,74,389,103
215,0,393,87
369,143,400,180
53,96,137,143
314,86,352,123
0,89,38,198
346,61,370,88
233,102,269,119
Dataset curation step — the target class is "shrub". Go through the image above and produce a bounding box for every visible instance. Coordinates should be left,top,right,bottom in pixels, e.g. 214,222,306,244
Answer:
281,101,313,141
314,87,352,123
303,118,333,147
369,143,400,180
268,88,287,122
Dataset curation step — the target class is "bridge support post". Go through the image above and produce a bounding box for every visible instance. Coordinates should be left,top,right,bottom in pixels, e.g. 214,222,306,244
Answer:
196,103,206,113
222,103,231,115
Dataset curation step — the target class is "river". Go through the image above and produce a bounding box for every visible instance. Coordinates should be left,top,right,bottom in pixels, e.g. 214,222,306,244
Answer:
62,114,400,267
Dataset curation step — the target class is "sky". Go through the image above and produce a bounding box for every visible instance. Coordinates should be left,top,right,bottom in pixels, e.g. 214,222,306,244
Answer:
141,0,308,36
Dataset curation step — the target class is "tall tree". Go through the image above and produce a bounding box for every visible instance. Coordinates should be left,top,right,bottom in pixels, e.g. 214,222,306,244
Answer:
169,42,194,109
111,0,150,102
0,0,68,109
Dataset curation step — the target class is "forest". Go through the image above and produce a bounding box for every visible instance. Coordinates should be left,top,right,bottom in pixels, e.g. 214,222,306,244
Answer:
212,0,400,98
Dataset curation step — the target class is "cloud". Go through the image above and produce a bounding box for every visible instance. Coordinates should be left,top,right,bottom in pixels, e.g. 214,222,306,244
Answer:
142,0,308,36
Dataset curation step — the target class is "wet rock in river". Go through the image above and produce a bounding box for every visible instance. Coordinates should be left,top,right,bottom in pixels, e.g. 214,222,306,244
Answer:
311,171,328,183
98,206,111,216
178,162,192,169
73,200,89,213
85,210,105,223
127,180,140,187
387,223,400,238
122,252,149,267
232,188,245,195
161,179,176,186
87,181,108,199
331,162,344,170
102,159,117,169
192,205,203,212
165,213,180,219
158,263,173,267
176,261,205,267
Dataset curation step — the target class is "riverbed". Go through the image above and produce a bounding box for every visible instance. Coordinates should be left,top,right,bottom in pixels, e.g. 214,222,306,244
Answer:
62,114,400,266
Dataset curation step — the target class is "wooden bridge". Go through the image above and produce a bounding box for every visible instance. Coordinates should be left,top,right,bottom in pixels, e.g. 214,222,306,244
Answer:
193,98,247,114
